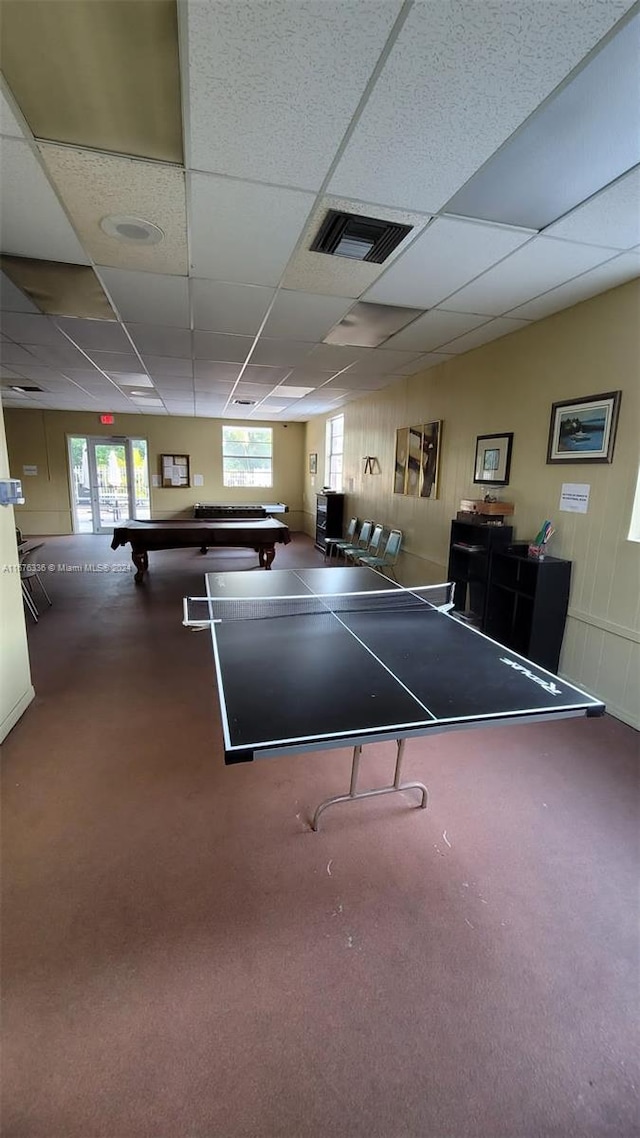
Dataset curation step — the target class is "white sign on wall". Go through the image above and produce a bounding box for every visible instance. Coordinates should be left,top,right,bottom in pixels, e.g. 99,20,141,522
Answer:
22,465,38,476
559,483,590,514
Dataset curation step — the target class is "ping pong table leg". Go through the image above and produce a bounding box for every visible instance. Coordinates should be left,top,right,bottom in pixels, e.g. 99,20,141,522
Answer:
311,739,429,831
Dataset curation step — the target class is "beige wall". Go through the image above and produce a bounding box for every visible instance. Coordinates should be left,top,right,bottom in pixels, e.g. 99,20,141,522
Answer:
0,397,34,742
304,280,640,728
4,412,305,534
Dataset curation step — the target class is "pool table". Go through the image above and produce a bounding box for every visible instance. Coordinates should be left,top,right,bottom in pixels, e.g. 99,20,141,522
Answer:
111,518,291,583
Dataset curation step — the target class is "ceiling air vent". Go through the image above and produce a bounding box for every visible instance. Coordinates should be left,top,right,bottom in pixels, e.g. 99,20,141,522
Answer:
310,210,413,264
10,384,44,392
233,398,256,406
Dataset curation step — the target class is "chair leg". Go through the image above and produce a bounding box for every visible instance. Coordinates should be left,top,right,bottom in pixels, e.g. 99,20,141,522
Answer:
34,572,53,606
22,582,39,622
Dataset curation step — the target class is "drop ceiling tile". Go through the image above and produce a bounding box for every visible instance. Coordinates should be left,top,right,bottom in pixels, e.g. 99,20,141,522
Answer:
0,271,39,313
0,139,89,263
544,166,640,250
273,385,314,399
142,355,193,378
39,145,187,274
261,290,354,342
364,218,534,308
83,350,143,374
191,279,274,335
384,311,490,352
304,343,371,371
0,257,116,319
282,196,429,297
507,251,640,320
111,373,154,388
99,268,190,327
322,371,392,390
193,332,252,362
392,352,454,374
0,90,25,137
343,349,424,376
193,379,236,394
250,339,315,368
329,0,633,211
444,237,621,315
0,367,22,380
1,312,71,346
279,368,334,387
194,360,243,381
28,341,102,368
194,364,241,387
57,317,132,353
190,174,314,285
126,324,191,358
0,343,42,367
241,365,291,386
439,316,531,355
187,1,402,188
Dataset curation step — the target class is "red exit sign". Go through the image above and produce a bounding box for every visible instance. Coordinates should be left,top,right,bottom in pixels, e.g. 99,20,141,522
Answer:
100,414,114,425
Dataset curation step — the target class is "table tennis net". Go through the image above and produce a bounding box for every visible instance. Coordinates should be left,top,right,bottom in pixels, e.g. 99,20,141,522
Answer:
183,583,454,626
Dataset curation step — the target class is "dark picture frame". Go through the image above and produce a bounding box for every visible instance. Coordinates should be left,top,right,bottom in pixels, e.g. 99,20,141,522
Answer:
547,391,622,464
473,432,513,485
394,422,442,498
309,452,317,474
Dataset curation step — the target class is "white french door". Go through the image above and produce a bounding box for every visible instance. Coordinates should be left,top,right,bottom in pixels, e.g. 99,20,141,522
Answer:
68,436,150,534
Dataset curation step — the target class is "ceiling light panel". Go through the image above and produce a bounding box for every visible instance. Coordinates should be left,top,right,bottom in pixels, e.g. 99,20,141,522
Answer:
39,146,188,274
190,173,315,286
443,236,620,315
187,0,402,188
262,290,354,342
191,280,274,335
444,11,640,230
364,217,534,309
0,257,116,319
507,251,640,320
0,140,89,264
385,310,490,352
273,386,314,398
329,1,633,212
544,165,640,250
99,269,190,328
324,302,423,348
0,0,182,162
282,196,428,298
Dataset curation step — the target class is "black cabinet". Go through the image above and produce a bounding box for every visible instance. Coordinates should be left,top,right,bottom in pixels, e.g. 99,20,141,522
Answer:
485,545,571,673
315,493,344,550
447,519,513,626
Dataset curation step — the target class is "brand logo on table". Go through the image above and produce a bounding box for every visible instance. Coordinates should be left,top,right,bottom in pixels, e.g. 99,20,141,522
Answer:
500,657,563,696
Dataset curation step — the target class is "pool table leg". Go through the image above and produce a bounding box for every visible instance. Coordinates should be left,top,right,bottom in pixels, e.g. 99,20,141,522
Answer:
256,544,276,570
132,549,148,584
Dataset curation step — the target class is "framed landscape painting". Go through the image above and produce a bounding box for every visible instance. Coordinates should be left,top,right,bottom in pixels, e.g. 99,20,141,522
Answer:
474,432,513,485
547,391,621,464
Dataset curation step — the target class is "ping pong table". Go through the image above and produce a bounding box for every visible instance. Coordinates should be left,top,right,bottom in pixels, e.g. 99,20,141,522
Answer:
184,566,604,830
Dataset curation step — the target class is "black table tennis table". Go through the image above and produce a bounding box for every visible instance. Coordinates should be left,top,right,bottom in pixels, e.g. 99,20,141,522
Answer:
184,566,604,829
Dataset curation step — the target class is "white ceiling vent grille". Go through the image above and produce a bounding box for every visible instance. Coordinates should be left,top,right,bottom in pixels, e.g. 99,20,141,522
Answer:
310,210,413,264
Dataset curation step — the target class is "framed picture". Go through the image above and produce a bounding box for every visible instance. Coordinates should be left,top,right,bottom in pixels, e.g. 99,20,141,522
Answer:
394,427,409,494
420,420,441,499
547,391,621,464
473,432,513,485
309,452,317,474
407,424,423,496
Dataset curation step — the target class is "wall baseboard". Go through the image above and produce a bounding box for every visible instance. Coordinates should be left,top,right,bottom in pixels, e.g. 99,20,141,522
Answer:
0,684,36,745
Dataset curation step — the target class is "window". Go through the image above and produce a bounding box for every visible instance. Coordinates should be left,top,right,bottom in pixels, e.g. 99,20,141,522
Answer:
326,414,344,491
628,463,640,542
222,425,272,487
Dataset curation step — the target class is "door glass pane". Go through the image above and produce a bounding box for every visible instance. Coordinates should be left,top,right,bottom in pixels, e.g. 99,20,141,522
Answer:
93,442,129,528
69,436,93,533
131,439,151,519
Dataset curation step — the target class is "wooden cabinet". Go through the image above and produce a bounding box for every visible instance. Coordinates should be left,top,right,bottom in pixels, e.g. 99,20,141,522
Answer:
485,545,571,673
315,493,344,550
447,519,513,627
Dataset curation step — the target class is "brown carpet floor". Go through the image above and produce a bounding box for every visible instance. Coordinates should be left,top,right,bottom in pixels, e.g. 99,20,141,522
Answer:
2,533,639,1138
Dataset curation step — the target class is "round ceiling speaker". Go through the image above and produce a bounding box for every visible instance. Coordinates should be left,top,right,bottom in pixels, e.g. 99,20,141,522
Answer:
100,215,165,244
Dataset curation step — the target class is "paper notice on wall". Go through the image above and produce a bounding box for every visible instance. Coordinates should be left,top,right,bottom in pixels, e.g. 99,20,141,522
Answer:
151,474,161,488
559,483,590,513
22,465,38,476
193,474,204,487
